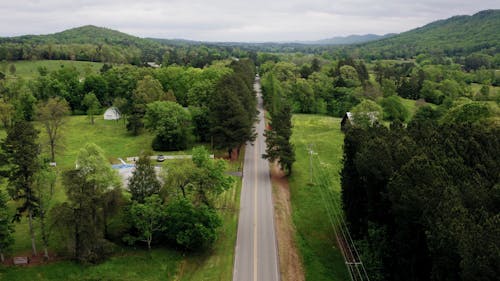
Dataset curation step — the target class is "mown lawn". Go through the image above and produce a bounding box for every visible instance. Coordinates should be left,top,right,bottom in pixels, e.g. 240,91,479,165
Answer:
289,114,349,281
1,60,103,80
42,115,154,169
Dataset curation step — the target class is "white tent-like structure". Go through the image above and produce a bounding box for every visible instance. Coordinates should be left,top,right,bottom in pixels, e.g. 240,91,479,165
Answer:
103,107,121,120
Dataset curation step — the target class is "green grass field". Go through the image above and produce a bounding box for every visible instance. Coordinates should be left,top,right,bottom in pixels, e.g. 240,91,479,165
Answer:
470,83,500,99
1,60,103,80
399,97,418,118
289,114,349,281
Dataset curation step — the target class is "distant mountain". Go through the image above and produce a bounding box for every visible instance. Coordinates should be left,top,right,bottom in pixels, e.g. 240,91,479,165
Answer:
299,33,396,45
149,34,395,46
355,9,500,58
148,37,204,46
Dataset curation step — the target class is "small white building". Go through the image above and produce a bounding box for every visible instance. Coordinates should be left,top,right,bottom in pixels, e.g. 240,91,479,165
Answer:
103,107,121,120
146,62,161,68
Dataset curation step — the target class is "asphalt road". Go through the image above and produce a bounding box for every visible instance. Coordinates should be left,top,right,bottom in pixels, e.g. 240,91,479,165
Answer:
233,76,279,281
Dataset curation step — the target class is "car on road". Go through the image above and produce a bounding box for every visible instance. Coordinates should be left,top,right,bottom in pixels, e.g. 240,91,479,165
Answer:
157,155,165,162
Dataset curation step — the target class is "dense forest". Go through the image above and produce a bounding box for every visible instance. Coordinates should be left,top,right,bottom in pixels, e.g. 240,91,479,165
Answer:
341,115,499,281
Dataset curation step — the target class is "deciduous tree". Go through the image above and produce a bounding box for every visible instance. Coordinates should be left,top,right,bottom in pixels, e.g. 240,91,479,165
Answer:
163,198,221,250
36,97,70,162
380,96,409,122
125,195,166,250
144,101,193,151
52,143,120,263
33,159,56,259
82,92,101,125
163,146,233,207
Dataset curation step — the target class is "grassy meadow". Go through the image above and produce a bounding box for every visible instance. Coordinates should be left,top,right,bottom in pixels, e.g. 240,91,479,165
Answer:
41,115,154,169
1,60,104,80
289,114,349,281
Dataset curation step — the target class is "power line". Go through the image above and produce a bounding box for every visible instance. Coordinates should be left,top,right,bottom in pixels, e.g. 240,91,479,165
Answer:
307,145,370,281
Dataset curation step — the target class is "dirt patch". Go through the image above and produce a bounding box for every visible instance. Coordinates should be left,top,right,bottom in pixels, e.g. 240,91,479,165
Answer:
271,164,305,281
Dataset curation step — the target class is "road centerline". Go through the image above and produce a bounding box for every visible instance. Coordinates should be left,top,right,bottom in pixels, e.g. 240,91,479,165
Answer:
253,138,258,281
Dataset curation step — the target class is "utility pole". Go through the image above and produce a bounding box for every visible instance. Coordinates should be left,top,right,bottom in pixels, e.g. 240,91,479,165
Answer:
307,143,316,185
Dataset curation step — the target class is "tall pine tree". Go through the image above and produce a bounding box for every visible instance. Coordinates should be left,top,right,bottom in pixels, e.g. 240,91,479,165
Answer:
210,74,255,158
264,102,295,175
0,189,14,262
128,153,161,203
2,120,40,256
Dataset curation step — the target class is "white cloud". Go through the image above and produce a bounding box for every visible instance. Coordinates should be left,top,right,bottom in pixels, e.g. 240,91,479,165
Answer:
0,0,498,41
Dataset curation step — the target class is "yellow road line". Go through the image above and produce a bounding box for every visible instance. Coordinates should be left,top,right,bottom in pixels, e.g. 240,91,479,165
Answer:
253,135,259,281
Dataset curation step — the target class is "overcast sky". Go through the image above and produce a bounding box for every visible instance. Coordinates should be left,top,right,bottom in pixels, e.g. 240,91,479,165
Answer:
0,0,498,42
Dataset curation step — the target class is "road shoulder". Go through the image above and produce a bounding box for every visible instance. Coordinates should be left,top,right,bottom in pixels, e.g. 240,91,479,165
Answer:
271,163,305,281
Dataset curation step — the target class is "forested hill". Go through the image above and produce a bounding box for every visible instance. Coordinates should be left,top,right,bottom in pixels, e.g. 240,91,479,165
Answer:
0,25,152,46
354,9,500,59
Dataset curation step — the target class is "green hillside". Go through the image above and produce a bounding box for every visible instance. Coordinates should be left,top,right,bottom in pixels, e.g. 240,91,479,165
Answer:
354,9,500,59
0,25,165,63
